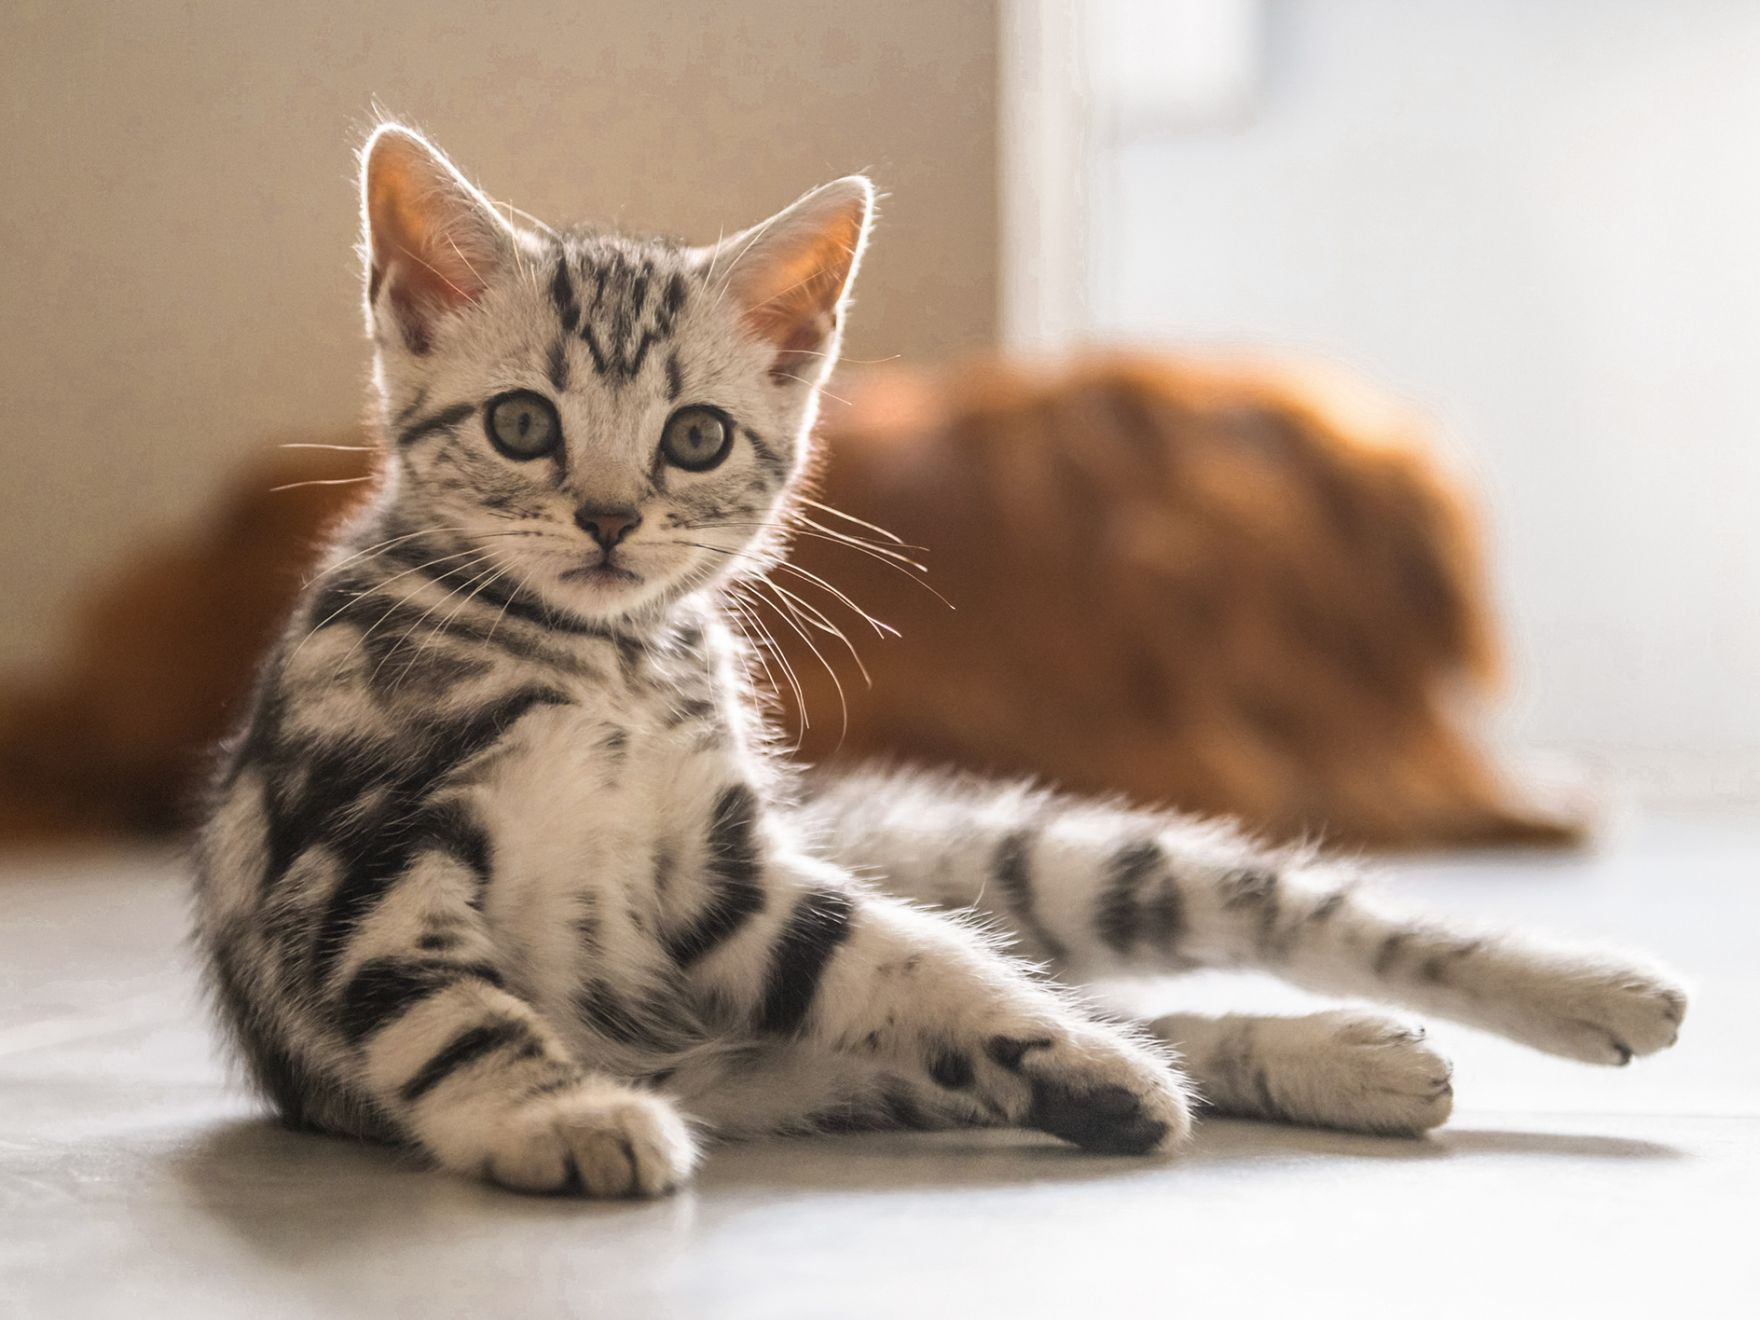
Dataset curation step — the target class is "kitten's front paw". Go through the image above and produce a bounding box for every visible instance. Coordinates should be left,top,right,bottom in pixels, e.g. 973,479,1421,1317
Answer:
1481,948,1688,1066
445,1083,698,1197
983,1026,1195,1155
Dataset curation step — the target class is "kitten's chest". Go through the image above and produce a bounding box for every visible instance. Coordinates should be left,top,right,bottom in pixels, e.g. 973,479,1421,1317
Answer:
473,675,742,890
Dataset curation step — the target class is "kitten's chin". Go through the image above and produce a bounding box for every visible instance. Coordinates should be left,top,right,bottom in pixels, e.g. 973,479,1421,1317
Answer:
544,563,681,625
558,563,643,587
527,544,712,626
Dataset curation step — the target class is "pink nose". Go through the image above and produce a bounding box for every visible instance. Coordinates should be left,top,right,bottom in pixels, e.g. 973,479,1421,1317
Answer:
574,505,642,548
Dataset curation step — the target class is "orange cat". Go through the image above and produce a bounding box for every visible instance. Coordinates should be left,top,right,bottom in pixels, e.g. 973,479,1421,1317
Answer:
775,355,1577,849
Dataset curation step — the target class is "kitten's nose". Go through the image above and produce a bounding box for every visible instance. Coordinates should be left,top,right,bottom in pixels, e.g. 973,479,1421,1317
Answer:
574,504,642,549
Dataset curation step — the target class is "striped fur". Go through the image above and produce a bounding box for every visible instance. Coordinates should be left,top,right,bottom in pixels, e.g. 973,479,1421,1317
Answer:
194,124,1688,1197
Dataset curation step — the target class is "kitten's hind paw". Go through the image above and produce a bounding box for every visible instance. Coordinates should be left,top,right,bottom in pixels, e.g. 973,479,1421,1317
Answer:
1271,1010,1452,1135
1149,1009,1453,1136
437,1082,698,1197
1462,946,1688,1066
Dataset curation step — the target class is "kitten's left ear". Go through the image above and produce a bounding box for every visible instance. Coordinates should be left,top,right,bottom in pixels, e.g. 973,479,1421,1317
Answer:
360,123,517,353
711,176,875,386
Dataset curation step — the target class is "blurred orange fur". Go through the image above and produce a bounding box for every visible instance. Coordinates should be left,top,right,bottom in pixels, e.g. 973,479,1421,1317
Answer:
778,356,1578,849
0,354,1579,850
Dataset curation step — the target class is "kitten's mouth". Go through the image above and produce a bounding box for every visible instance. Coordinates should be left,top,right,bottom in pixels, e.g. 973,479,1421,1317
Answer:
560,556,641,586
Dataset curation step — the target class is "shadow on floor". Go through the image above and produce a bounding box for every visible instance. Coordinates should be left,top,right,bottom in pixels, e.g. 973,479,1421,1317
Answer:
1186,1116,1681,1164
166,1107,1682,1266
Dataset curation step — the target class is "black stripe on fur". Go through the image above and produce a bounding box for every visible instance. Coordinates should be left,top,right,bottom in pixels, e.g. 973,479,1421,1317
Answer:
757,886,855,1034
303,690,568,982
399,1019,533,1105
397,402,475,449
338,956,504,1044
1095,840,1183,955
551,257,580,332
662,785,766,967
992,829,1069,961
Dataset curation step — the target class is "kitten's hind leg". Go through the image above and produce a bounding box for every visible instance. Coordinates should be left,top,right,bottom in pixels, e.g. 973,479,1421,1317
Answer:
798,768,1688,1067
1148,1010,1453,1136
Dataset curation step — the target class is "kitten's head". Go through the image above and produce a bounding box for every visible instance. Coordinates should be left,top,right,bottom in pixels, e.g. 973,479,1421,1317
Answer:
358,123,872,625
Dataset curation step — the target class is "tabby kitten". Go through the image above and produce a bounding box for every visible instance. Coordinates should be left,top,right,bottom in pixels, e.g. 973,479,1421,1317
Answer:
194,125,1686,1196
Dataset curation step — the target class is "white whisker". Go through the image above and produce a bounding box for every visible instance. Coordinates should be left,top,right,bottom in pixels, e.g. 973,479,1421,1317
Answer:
369,554,503,687
289,545,495,661
745,576,850,743
796,495,908,545
270,475,377,493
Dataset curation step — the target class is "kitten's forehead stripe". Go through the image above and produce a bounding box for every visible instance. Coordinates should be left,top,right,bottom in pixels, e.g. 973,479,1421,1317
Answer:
550,257,580,334
550,238,695,387
582,323,609,376
545,338,570,392
624,262,649,329
623,331,656,382
662,272,687,324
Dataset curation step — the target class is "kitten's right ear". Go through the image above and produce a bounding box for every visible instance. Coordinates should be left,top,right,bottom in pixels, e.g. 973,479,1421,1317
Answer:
360,124,515,353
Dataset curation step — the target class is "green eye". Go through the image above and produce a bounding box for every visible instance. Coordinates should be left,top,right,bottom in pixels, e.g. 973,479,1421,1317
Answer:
485,390,560,460
660,405,733,472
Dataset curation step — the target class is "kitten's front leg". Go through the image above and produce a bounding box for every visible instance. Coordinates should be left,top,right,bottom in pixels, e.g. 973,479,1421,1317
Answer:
314,850,697,1197
677,851,1195,1154
358,973,697,1196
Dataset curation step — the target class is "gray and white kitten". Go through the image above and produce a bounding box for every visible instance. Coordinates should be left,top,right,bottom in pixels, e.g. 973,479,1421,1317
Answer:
193,124,1687,1196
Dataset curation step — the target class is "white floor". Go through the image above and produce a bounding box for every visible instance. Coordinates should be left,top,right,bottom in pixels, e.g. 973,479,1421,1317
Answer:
2,814,1756,1318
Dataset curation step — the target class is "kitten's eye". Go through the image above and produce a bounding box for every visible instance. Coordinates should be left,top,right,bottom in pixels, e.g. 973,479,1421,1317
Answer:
660,405,733,472
485,390,561,460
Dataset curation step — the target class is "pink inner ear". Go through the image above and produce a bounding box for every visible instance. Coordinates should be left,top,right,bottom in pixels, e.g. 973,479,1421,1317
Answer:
364,129,500,353
740,261,851,384
384,277,443,355
769,311,835,382
731,188,869,380
372,218,492,354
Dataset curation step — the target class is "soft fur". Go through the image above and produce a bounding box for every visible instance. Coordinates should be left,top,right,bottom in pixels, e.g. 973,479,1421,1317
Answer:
185,125,1684,1197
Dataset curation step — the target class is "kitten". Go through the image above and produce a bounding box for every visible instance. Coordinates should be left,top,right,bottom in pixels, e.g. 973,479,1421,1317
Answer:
193,124,1686,1196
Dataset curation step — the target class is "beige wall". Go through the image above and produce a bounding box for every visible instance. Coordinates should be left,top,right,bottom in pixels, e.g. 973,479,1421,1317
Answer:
0,0,999,672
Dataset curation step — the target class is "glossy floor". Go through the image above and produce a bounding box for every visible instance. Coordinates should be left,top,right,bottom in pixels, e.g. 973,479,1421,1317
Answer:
2,814,1755,1317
